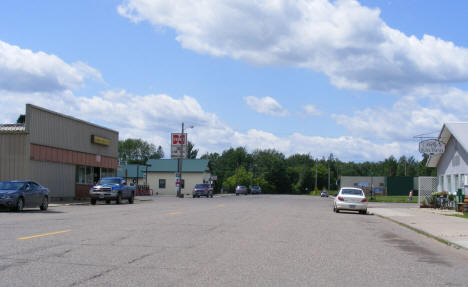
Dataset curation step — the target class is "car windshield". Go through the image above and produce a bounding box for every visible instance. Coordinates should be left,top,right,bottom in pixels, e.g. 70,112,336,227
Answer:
341,189,363,196
195,184,209,188
252,186,260,189
98,178,121,185
0,181,25,190
237,186,246,189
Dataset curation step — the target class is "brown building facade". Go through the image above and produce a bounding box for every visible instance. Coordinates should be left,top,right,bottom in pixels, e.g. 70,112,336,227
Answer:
0,104,118,199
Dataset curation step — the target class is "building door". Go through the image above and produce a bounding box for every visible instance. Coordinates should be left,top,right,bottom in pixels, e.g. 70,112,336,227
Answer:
93,167,101,184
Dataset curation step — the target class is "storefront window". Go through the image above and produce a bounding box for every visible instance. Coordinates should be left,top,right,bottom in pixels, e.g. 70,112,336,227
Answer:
86,166,93,184
77,166,116,184
159,179,166,189
76,166,86,184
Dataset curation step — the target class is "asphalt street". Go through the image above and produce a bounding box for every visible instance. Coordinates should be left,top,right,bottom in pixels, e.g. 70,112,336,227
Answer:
1,195,468,287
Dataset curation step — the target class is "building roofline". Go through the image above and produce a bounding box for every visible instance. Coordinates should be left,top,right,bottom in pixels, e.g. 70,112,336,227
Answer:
26,104,119,134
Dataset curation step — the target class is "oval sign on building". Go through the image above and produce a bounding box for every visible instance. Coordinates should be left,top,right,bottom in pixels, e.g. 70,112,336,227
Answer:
419,139,445,154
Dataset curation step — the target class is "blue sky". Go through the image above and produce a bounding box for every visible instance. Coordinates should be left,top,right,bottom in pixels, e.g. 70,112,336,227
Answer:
1,0,468,161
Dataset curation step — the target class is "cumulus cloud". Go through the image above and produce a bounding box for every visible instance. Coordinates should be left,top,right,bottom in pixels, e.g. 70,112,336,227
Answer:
302,104,322,116
332,89,465,141
117,0,468,92
244,96,288,116
1,88,407,161
0,40,101,93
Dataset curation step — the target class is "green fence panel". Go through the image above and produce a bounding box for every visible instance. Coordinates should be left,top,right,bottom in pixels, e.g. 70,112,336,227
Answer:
385,176,414,196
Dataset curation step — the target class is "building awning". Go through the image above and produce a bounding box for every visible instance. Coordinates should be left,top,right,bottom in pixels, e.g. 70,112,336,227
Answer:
0,124,26,134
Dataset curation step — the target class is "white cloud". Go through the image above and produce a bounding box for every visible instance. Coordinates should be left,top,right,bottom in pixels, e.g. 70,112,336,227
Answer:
0,40,101,93
1,88,410,161
244,96,288,116
332,89,465,141
302,104,322,116
118,0,468,92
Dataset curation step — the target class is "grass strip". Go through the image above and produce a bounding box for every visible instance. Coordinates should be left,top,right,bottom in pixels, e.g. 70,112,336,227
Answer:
369,196,419,203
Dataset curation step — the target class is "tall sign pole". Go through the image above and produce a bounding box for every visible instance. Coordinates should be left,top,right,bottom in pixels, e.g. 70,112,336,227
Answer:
177,123,184,198
171,123,189,198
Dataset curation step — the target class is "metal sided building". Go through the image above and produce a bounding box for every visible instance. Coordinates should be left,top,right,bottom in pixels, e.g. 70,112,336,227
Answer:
0,104,118,199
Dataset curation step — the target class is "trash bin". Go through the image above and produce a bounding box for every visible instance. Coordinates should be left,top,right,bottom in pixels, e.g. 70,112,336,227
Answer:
456,189,464,212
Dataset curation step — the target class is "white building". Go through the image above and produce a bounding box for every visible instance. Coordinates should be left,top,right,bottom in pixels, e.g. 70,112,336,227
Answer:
427,123,468,194
145,159,211,196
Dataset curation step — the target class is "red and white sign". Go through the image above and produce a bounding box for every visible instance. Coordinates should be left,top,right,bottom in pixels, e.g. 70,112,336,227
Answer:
172,133,186,145
171,133,188,159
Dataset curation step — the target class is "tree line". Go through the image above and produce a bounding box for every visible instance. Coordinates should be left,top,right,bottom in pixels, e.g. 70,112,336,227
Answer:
118,138,435,194
118,138,198,165
201,147,436,194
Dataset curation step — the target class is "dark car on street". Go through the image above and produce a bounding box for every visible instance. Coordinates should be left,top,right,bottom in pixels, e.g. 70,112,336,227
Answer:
0,180,49,212
235,185,248,196
250,186,262,194
192,183,213,198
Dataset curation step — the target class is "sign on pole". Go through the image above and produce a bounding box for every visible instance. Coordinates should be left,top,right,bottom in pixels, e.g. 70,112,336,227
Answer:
419,139,445,155
171,133,187,159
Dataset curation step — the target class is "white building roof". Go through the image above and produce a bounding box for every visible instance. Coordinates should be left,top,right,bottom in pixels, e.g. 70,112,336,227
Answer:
427,123,468,167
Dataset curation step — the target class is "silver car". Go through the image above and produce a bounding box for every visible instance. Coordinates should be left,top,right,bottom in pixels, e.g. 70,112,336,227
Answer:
235,185,248,196
333,187,367,214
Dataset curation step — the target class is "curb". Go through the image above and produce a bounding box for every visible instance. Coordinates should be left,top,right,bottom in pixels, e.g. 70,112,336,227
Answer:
371,212,468,252
49,202,89,207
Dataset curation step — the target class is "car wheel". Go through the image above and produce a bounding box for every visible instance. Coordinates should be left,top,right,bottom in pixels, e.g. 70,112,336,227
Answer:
105,200,111,204
236,193,239,196
116,194,122,204
40,196,48,211
128,193,135,204
91,199,97,205
361,210,367,215
16,197,24,212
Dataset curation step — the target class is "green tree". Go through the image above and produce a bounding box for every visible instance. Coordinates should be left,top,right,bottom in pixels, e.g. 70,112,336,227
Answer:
150,145,165,159
118,138,157,164
187,141,198,159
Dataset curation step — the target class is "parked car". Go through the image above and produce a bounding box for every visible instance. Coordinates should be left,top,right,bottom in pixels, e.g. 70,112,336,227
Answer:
192,183,213,198
333,187,367,214
0,180,49,212
89,177,135,205
320,190,328,197
250,186,262,194
235,185,248,196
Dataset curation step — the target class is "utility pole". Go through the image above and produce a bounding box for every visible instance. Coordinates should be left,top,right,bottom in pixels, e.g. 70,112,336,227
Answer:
136,165,139,187
315,158,318,191
328,154,331,191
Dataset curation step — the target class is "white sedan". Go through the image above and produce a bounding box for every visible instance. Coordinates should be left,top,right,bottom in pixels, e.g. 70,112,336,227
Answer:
333,187,367,214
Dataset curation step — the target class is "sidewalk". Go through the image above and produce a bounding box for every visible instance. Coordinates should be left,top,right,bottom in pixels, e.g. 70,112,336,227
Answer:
368,204,468,250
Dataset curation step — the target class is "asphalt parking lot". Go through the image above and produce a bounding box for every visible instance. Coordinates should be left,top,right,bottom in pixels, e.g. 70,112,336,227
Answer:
1,195,468,287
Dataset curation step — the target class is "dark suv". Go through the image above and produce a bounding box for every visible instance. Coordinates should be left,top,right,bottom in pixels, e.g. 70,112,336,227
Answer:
192,184,213,198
